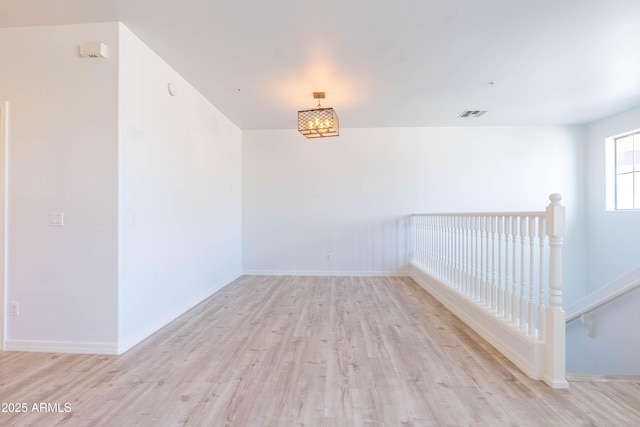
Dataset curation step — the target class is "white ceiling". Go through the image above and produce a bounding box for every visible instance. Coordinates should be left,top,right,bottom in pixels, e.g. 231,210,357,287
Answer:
3,0,640,129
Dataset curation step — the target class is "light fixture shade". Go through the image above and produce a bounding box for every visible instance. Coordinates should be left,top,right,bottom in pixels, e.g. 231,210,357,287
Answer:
298,107,339,138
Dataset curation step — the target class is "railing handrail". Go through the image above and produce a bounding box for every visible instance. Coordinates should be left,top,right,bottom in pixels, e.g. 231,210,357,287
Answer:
411,211,546,218
410,193,567,388
565,267,640,322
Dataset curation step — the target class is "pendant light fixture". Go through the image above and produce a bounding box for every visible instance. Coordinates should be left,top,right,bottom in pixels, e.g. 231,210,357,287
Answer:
297,92,339,138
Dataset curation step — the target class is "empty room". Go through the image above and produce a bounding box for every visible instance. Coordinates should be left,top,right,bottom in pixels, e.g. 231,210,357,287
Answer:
1,0,640,425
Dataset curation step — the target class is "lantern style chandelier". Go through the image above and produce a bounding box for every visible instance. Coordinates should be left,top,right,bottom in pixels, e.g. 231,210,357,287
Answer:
297,92,339,139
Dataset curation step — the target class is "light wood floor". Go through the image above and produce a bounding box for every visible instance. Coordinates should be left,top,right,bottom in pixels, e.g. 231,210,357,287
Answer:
1,276,639,426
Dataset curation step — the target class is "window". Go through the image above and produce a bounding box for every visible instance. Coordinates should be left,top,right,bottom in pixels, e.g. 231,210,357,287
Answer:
610,130,640,210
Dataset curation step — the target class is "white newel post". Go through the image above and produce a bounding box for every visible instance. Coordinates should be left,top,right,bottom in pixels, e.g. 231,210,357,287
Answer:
544,194,568,388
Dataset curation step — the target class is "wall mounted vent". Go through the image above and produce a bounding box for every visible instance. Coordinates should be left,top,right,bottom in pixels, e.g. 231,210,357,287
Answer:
79,42,107,58
458,110,487,118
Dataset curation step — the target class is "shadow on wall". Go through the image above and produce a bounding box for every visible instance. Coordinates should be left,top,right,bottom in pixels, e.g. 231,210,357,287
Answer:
319,215,410,275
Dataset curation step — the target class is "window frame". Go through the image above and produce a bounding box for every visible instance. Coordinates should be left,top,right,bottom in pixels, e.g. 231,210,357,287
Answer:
606,129,640,211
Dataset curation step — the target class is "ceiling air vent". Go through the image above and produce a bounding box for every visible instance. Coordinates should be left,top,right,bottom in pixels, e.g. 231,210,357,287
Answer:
458,110,487,118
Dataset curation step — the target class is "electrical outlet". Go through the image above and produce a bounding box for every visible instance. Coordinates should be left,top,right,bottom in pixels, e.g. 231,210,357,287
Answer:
10,301,19,317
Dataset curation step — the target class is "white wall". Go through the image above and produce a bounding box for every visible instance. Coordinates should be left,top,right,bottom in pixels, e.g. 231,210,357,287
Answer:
0,23,119,351
565,105,640,375
585,106,640,291
0,22,242,354
243,126,587,305
117,24,243,352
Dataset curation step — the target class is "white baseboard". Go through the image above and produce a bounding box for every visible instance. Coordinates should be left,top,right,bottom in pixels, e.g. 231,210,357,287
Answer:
409,262,543,381
117,271,242,355
5,339,118,355
242,269,409,277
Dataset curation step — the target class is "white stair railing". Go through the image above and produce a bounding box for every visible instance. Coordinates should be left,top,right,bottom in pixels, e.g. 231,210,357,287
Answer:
410,194,567,388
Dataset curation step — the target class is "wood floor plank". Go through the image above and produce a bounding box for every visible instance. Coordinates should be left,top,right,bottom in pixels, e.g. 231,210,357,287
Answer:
1,275,639,426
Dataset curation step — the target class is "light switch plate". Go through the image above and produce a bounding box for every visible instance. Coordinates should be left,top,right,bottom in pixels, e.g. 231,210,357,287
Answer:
49,212,64,227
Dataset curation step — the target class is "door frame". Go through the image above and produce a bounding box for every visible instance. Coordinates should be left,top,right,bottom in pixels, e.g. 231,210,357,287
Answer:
0,101,8,350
